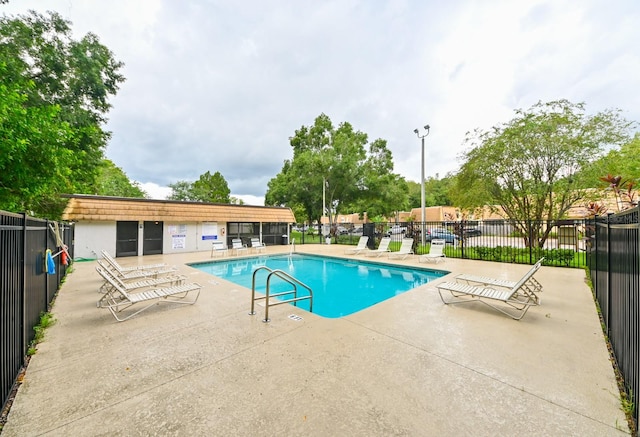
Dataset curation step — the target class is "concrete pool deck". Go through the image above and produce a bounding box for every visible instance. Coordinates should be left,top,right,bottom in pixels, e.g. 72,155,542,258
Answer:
2,244,630,436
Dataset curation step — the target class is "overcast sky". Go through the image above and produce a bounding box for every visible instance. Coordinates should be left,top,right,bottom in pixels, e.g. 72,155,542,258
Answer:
4,1,640,204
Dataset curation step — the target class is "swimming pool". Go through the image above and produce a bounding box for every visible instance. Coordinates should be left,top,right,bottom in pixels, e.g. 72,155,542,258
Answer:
191,254,448,318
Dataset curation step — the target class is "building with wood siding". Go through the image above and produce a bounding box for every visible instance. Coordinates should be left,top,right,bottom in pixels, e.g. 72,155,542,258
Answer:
62,195,296,259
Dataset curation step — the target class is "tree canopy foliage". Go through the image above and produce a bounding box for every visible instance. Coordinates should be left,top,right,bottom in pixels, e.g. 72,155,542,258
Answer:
0,11,125,217
95,160,147,198
585,133,640,186
453,99,634,247
406,174,454,210
265,114,408,227
168,171,231,203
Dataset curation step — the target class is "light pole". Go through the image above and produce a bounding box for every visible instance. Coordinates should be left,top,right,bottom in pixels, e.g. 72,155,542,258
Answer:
414,125,430,247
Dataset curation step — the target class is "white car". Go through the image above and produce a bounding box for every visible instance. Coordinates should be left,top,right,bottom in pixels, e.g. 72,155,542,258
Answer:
387,225,406,236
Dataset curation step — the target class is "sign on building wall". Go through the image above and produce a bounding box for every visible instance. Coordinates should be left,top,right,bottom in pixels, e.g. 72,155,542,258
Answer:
202,222,219,240
168,224,188,249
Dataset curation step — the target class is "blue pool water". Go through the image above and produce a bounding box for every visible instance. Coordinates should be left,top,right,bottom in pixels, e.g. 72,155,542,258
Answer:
191,254,448,318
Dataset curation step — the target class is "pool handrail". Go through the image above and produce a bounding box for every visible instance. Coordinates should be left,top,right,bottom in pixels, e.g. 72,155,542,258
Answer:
250,266,313,322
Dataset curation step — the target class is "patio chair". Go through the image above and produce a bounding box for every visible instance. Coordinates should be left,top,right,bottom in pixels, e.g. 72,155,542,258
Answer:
418,239,446,263
96,265,186,294
345,236,369,255
231,238,248,256
388,238,414,260
98,258,177,281
97,270,201,322
211,241,229,257
101,250,168,272
250,237,267,254
364,237,391,257
436,264,541,320
455,257,544,293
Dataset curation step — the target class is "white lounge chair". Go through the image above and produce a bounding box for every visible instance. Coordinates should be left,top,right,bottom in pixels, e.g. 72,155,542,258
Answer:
419,239,446,263
98,258,177,281
455,258,544,293
388,238,414,260
96,265,186,294
97,271,201,322
211,241,229,257
231,238,248,256
101,250,168,272
345,236,369,255
250,237,267,253
436,265,541,320
365,237,391,257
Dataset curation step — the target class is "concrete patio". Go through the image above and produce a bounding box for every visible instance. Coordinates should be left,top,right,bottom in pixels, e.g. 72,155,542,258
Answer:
1,244,630,436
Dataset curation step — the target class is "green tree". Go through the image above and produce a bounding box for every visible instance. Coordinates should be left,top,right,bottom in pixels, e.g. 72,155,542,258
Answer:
585,133,640,185
407,174,454,209
265,114,407,228
94,160,147,198
191,171,231,203
0,64,74,214
349,138,409,218
167,181,193,201
453,100,633,247
0,11,125,217
167,171,231,203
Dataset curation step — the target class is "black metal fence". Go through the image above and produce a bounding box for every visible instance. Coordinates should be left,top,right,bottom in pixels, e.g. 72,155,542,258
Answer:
1,211,74,415
296,219,588,268
588,208,639,427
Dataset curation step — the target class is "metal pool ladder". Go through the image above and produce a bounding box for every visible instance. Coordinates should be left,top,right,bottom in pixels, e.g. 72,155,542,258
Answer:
250,266,313,322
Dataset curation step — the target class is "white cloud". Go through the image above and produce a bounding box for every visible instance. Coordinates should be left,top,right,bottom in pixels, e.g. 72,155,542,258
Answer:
3,0,639,194
138,182,171,200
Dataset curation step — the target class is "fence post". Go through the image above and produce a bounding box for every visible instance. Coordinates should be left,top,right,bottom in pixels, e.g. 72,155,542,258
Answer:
528,220,533,264
21,212,27,357
606,213,612,337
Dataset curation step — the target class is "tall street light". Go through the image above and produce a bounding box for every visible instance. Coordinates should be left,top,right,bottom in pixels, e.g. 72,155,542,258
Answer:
414,125,430,247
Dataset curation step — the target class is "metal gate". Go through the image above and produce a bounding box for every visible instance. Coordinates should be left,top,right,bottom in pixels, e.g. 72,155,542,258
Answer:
143,221,163,255
116,221,138,257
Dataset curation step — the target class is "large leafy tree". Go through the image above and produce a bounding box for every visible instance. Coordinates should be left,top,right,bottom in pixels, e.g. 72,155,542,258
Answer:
349,138,409,218
453,99,633,247
167,181,193,201
265,113,408,228
168,171,231,203
0,63,74,214
586,133,640,185
407,174,454,210
192,171,231,203
0,11,125,217
94,160,147,198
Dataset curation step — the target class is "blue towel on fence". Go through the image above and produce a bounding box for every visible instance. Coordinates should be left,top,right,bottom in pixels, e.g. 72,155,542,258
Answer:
46,249,56,275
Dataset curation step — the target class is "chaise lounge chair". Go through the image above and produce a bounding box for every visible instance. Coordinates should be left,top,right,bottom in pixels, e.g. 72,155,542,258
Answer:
231,238,248,256
98,257,178,281
418,239,446,263
97,270,201,322
345,236,369,255
436,264,541,320
211,241,229,257
364,237,391,257
101,250,169,272
96,265,186,295
388,238,414,260
455,257,544,293
250,237,267,254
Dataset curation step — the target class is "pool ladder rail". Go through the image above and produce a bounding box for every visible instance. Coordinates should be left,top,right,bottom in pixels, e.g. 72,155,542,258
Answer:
250,265,313,323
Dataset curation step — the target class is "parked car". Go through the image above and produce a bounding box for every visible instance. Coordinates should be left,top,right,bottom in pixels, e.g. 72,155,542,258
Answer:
463,227,482,237
425,228,460,244
337,226,351,235
387,225,407,236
